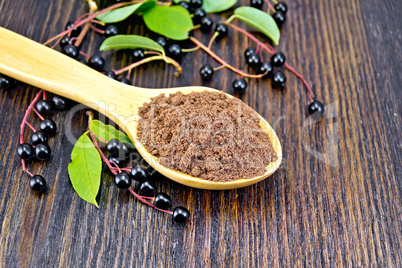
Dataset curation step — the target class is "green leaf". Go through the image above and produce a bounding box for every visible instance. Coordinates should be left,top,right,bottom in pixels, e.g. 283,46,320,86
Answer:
234,6,280,45
68,133,102,207
100,35,165,57
96,0,156,23
143,6,194,40
90,119,133,146
202,0,237,13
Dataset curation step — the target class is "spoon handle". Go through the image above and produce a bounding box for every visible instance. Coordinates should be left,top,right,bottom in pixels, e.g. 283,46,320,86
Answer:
0,27,144,114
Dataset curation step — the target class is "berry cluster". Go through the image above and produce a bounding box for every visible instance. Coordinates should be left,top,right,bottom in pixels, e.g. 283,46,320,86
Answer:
103,138,190,223
14,89,70,193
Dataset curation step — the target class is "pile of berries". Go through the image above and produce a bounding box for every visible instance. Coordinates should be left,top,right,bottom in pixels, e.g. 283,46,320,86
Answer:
106,139,190,223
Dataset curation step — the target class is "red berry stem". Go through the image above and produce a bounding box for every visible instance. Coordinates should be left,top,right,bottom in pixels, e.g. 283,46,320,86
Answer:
21,159,34,177
20,90,44,144
189,37,268,78
24,121,37,132
127,188,173,215
224,22,315,102
89,24,105,34
79,51,91,59
32,108,45,120
88,128,118,175
264,0,276,13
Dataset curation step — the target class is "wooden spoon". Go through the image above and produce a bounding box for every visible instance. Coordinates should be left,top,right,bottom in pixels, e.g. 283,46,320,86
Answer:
0,27,282,190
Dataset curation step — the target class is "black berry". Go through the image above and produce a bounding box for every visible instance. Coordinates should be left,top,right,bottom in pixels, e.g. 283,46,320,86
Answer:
167,44,182,61
130,165,147,182
114,173,132,189
250,0,263,9
35,100,53,116
233,78,247,94
215,23,228,38
200,16,213,33
39,119,57,136
104,25,118,37
189,0,203,10
88,55,105,71
29,175,46,192
118,77,131,84
35,143,51,161
273,11,286,27
154,193,172,210
244,47,256,59
60,36,71,48
258,61,273,78
246,53,261,68
0,74,15,90
199,64,214,81
193,8,207,24
65,21,82,37
104,71,117,80
173,206,190,223
132,49,145,62
52,95,68,110
155,36,167,48
106,139,120,156
178,1,190,10
31,131,48,145
17,143,34,160
139,180,156,197
271,71,286,89
79,59,87,65
308,100,325,119
271,52,286,67
108,155,126,168
62,44,79,59
274,2,287,14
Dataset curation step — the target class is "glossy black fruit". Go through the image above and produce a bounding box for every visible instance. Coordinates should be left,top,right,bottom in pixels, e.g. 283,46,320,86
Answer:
271,52,286,67
65,21,82,37
199,64,214,81
273,11,286,27
31,131,48,145
0,74,15,90
258,61,273,78
35,143,51,161
104,71,117,79
35,100,53,116
17,143,34,160
118,77,131,84
62,44,79,59
104,25,118,37
215,23,228,38
155,36,167,48
29,175,46,192
167,44,182,61
250,0,263,9
106,139,120,156
173,206,190,223
114,173,132,189
246,53,261,68
139,180,156,197
88,55,105,71
200,16,213,33
130,165,147,182
132,49,145,62
108,155,126,168
60,35,71,48
178,1,190,10
308,100,325,119
39,119,57,136
271,71,286,89
154,193,172,210
233,78,247,94
52,95,68,110
189,0,203,10
193,8,207,24
274,2,288,14
244,47,256,59
121,143,134,160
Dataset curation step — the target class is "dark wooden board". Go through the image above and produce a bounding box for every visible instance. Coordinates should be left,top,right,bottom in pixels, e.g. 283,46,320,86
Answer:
0,0,401,266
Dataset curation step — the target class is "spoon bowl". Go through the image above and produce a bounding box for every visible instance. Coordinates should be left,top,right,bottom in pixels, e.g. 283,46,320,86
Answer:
0,27,282,190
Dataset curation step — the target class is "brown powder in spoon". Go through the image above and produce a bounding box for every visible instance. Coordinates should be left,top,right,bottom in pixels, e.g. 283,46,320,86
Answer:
137,91,277,182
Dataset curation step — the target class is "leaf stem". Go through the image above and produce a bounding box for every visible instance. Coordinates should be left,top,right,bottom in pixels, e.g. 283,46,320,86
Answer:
207,32,219,49
181,46,200,53
115,55,182,76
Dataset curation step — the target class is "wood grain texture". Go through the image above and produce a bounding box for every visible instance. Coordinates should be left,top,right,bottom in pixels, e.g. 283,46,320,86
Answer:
0,0,401,267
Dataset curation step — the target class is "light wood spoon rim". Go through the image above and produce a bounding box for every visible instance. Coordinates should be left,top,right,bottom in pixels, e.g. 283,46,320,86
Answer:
0,27,282,190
